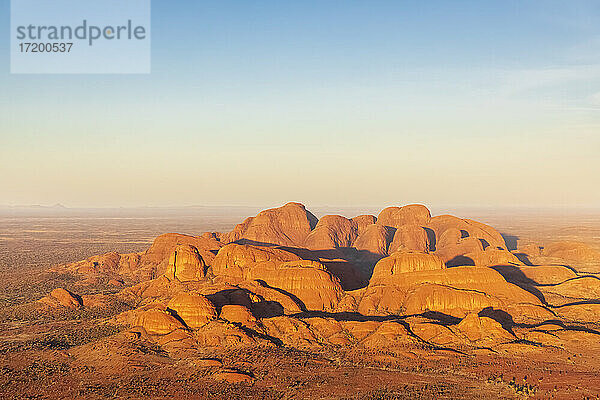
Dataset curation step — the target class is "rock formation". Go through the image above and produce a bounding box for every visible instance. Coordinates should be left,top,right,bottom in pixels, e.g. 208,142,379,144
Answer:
211,243,343,311
39,288,82,309
134,308,185,335
42,201,600,370
351,215,377,235
370,251,445,283
352,224,394,255
222,202,318,246
219,304,259,329
453,313,515,346
377,204,431,228
167,293,216,329
388,225,431,253
164,244,206,282
304,215,358,249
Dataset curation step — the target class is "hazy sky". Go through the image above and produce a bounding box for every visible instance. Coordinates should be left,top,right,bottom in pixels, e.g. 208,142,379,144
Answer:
1,1,599,208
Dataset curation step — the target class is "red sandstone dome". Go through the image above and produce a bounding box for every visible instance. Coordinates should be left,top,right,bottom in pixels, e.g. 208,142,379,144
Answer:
167,293,216,329
370,251,446,283
164,244,207,282
376,204,431,228
352,224,394,255
388,225,431,253
304,215,359,249
222,202,318,247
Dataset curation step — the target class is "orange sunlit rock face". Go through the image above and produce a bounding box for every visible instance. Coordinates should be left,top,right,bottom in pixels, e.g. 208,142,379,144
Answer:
6,202,600,398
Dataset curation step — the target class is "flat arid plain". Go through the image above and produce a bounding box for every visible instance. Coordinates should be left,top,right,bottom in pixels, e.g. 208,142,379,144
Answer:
1,204,600,399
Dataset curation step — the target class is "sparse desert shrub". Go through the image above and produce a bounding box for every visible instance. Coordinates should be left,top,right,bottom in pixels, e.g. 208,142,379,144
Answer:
0,323,125,353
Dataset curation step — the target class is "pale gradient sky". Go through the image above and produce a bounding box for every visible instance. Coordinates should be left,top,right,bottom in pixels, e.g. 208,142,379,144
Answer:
1,1,599,208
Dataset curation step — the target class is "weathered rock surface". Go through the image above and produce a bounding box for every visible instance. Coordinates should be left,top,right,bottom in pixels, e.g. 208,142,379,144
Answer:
388,225,431,253
493,265,577,286
212,244,343,311
428,215,507,252
39,288,82,309
223,202,318,246
370,251,445,283
45,202,600,362
164,244,206,282
436,237,484,266
219,304,259,329
462,247,522,267
402,284,503,317
304,215,358,249
55,232,222,284
351,215,377,235
377,204,431,228
134,308,186,335
143,233,222,274
167,293,216,329
55,252,142,280
359,265,540,317
541,277,600,305
352,224,394,255
453,314,515,346
211,243,301,276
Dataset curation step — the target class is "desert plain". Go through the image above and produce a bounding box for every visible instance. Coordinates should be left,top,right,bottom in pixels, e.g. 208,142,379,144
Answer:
1,203,600,399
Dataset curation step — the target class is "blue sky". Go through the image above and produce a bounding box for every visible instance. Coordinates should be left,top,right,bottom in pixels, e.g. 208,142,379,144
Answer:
1,1,599,208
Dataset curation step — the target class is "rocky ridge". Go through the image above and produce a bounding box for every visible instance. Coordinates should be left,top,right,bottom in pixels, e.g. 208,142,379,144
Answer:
38,202,600,385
